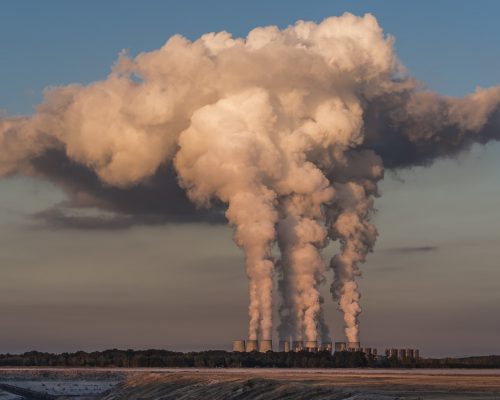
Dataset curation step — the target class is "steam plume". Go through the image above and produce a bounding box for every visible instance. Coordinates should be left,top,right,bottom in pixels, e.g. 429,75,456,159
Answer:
1,13,499,343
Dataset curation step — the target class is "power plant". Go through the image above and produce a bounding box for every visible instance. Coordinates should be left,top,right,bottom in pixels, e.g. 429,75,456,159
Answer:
279,340,290,352
245,339,258,352
348,341,361,351
233,338,334,353
334,342,347,352
385,348,420,360
232,338,420,360
232,340,246,352
259,340,273,353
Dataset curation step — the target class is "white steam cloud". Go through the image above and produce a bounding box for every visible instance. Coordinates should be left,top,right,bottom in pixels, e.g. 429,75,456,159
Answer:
1,13,499,343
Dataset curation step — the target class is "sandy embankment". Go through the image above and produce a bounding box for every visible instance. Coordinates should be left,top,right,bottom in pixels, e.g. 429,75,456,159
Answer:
101,369,500,400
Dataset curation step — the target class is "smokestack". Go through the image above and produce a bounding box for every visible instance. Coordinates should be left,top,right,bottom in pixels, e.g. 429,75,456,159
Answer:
2,14,500,349
279,340,290,352
348,341,361,351
246,339,258,352
259,339,273,353
334,342,347,352
292,341,304,352
232,340,246,352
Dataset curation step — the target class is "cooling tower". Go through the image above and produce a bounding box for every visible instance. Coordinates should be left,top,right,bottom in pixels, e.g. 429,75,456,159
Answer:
259,339,272,352
348,341,361,350
406,348,414,358
398,349,406,359
363,347,372,355
232,340,245,352
414,349,420,359
305,340,318,352
334,342,347,352
246,339,258,352
279,340,290,352
292,340,304,352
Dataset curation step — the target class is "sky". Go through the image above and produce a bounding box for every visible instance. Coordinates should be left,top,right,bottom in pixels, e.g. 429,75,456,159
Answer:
0,0,499,357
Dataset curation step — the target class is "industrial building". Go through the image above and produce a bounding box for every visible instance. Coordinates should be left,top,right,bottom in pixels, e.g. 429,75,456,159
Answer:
232,338,419,359
385,348,420,360
232,338,334,353
334,342,347,351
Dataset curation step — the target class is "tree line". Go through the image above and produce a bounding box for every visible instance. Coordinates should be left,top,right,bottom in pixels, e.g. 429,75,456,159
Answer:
0,350,499,368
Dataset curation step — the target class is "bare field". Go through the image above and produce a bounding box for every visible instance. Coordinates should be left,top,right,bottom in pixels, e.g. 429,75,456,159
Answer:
2,368,500,399
103,370,500,399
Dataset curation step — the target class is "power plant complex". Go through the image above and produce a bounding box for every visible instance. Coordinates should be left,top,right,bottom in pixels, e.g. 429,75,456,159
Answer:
232,339,419,360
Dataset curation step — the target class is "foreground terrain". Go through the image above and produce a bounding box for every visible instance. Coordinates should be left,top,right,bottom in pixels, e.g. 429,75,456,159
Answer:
2,368,500,399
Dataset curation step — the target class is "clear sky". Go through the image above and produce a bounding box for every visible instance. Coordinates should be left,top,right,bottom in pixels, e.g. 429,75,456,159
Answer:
0,0,499,357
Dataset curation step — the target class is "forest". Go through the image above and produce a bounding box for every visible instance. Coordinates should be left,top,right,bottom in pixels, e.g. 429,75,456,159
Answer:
1,350,499,368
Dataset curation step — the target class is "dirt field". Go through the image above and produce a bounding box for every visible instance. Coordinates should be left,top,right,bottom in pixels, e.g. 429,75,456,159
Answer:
2,368,500,399
102,369,500,399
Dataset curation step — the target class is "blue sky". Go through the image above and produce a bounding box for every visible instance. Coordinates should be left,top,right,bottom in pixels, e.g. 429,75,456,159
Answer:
0,1,499,356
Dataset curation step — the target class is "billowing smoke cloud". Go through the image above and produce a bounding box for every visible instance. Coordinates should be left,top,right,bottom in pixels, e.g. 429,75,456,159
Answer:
1,13,499,343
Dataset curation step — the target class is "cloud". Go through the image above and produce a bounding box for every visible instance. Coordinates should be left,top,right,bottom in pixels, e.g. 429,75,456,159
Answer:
28,149,225,229
0,13,498,344
382,245,439,254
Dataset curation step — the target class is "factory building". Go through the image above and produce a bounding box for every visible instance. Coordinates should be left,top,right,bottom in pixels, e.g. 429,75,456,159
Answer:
233,338,335,353
305,341,318,352
362,347,373,356
292,340,304,352
320,342,333,352
348,341,361,351
232,337,419,359
385,348,420,360
334,342,347,351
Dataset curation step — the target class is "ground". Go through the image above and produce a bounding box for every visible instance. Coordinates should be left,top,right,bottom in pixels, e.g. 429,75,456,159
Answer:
1,368,500,399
